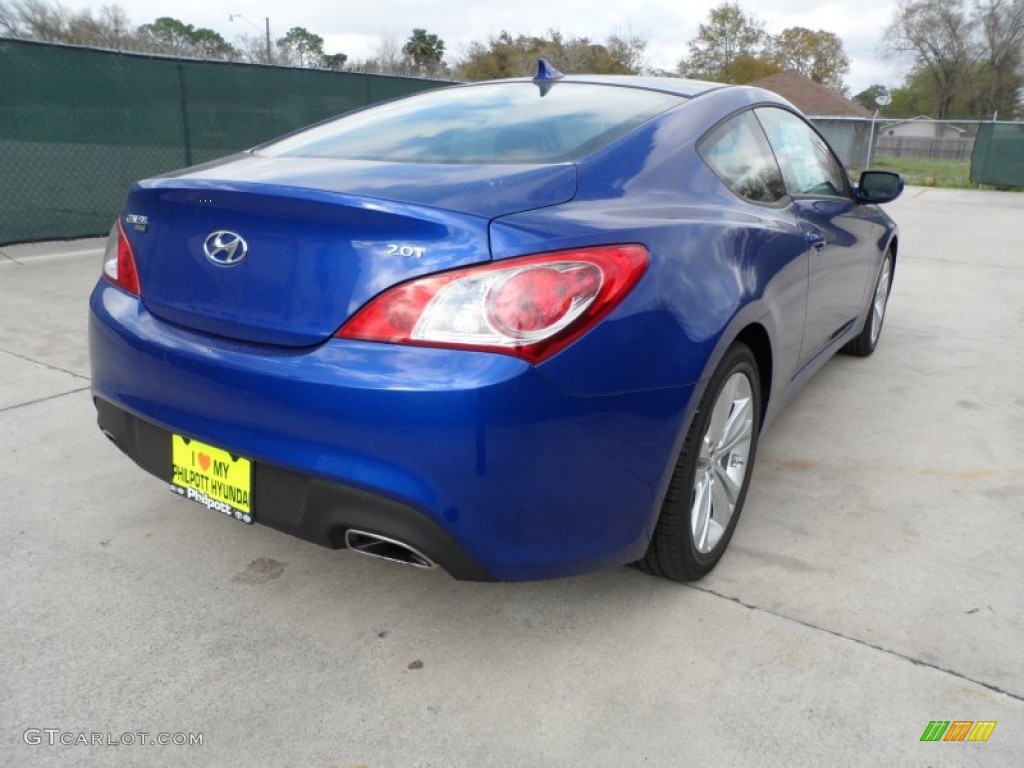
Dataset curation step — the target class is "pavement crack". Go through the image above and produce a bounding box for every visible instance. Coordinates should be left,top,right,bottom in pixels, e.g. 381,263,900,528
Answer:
0,249,24,265
0,386,91,414
689,584,1024,704
0,348,90,381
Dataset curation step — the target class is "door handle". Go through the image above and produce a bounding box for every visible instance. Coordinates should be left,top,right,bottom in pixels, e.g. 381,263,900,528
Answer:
805,232,826,253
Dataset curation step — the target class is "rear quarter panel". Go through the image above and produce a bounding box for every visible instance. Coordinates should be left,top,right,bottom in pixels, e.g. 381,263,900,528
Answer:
492,91,813,403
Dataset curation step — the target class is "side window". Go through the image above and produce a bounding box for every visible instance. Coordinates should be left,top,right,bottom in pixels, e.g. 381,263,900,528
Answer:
698,111,786,204
755,107,849,198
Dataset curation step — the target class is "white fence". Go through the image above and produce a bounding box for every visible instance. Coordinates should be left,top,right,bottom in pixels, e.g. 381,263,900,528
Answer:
874,135,975,162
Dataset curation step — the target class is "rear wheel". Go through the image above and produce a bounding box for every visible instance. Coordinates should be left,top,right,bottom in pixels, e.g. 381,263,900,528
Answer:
638,343,761,582
842,252,893,357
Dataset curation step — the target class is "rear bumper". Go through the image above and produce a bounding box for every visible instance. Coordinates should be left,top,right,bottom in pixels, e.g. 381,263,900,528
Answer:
89,281,694,581
94,398,495,580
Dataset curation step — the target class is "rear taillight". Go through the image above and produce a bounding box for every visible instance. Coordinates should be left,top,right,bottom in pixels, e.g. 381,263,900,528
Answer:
102,219,140,296
337,244,648,364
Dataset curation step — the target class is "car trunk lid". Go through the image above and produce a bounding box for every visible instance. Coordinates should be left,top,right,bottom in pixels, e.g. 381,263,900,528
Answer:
125,156,576,346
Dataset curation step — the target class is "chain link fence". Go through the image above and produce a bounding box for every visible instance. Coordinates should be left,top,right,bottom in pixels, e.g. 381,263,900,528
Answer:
813,115,1024,187
5,40,1022,247
812,117,985,168
0,38,452,245
808,117,875,170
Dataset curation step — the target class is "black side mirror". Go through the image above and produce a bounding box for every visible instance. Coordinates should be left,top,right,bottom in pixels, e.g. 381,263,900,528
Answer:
855,171,904,204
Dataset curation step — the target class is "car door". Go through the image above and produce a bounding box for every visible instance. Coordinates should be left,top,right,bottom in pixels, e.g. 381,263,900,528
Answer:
696,109,811,385
755,107,879,366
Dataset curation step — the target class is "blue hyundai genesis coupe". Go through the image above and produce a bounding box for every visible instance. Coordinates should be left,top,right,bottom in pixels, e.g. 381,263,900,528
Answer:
89,65,903,582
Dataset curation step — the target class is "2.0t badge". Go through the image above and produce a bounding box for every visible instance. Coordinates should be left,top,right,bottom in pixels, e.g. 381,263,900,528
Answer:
203,230,248,266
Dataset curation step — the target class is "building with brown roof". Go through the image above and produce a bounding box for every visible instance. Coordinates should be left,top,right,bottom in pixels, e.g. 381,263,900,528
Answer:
748,71,871,117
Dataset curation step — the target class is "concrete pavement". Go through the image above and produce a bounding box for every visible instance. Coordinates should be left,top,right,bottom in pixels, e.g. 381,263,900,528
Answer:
1,190,1021,767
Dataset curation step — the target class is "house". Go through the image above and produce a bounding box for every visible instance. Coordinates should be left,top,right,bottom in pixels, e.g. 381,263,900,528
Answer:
876,116,974,161
748,71,871,117
881,116,967,139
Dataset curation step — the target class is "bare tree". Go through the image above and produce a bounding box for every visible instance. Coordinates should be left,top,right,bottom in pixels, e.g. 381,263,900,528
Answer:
1,1,143,50
2,0,72,41
885,0,979,117
95,4,132,48
886,0,1024,117
354,36,416,76
977,0,1024,115
235,32,274,64
0,2,15,35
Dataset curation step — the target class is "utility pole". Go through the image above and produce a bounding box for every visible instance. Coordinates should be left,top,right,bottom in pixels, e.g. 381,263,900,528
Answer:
230,14,272,64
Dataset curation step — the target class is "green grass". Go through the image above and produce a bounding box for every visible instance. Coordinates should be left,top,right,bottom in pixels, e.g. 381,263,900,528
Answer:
869,155,973,188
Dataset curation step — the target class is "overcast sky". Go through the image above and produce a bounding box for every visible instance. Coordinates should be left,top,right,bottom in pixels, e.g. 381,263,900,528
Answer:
56,0,912,94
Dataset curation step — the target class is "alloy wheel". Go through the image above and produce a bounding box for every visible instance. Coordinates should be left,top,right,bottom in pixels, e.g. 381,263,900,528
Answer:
691,372,754,554
870,257,892,346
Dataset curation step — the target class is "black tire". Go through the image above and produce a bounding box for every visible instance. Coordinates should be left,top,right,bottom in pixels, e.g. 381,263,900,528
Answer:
841,251,893,358
638,342,762,582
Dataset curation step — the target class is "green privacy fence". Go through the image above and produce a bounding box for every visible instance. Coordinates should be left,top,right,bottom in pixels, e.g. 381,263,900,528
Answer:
0,38,452,244
970,122,1024,188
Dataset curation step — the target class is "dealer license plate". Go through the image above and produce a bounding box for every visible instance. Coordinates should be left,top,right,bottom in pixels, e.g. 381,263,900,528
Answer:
170,434,253,524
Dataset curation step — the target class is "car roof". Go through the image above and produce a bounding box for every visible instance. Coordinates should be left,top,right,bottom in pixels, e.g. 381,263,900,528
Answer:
501,74,728,99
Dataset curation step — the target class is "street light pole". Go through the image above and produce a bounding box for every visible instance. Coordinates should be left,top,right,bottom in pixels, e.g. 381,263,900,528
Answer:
867,109,879,169
866,90,892,168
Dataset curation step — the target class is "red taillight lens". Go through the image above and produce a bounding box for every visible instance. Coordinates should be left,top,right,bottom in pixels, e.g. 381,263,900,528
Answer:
490,266,583,336
102,219,141,296
337,244,648,364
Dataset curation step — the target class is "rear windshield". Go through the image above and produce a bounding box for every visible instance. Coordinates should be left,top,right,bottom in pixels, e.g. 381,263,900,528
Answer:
257,82,685,164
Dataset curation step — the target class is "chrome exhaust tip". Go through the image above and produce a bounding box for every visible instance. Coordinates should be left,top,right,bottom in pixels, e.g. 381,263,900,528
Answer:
344,529,437,570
